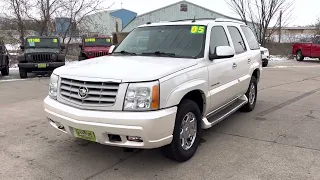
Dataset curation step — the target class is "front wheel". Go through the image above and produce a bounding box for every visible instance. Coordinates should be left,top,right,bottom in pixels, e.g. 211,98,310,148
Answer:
262,60,268,67
240,76,258,112
19,68,27,79
162,99,202,162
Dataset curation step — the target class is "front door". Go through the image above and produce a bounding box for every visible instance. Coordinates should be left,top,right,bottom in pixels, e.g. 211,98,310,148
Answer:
208,26,240,111
311,36,320,58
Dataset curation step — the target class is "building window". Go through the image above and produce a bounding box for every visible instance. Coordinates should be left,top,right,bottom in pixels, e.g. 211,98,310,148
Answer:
180,4,188,12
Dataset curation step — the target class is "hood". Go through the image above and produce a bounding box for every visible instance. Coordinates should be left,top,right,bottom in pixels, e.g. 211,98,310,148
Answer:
260,47,268,51
24,48,60,54
84,46,110,52
54,55,199,82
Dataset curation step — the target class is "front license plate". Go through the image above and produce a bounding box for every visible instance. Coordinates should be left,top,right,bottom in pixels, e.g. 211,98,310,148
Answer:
74,128,96,142
37,63,47,68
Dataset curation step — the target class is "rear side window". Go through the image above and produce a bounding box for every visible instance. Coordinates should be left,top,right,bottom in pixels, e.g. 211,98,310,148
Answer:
241,26,260,50
210,26,229,54
227,26,247,54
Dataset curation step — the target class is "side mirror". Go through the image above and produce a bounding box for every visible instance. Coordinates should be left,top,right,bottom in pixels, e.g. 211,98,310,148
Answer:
79,44,83,48
61,45,65,50
108,45,116,54
20,45,24,50
209,46,235,60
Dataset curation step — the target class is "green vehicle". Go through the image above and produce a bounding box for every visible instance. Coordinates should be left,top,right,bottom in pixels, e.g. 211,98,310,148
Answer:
18,36,65,78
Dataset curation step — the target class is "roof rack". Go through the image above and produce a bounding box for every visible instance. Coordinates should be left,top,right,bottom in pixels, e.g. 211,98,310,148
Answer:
214,18,245,24
169,18,216,22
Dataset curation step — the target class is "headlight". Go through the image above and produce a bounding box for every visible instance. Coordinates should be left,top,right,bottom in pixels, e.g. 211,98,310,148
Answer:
51,53,58,60
26,54,32,61
49,73,59,99
124,81,159,111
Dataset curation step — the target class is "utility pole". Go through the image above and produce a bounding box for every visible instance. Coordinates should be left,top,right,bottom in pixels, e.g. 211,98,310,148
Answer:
278,10,282,43
46,0,50,35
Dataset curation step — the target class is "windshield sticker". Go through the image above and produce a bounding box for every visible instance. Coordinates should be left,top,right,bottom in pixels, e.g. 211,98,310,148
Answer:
190,26,205,34
53,39,58,43
106,39,111,42
27,38,40,43
85,38,96,42
29,42,35,46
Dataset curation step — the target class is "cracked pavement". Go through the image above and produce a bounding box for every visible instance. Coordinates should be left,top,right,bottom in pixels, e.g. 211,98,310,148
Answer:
2,59,320,180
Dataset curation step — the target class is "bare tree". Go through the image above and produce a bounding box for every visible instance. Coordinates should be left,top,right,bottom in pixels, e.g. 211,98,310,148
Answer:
226,0,293,45
2,0,31,43
58,0,114,54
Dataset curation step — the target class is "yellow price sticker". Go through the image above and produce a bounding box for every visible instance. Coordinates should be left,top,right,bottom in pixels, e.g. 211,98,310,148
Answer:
27,38,40,43
85,38,96,42
53,39,58,43
190,26,205,34
106,39,111,42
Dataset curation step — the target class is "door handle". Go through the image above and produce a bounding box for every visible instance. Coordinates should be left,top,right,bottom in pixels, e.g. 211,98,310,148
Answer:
248,59,251,63
232,63,237,69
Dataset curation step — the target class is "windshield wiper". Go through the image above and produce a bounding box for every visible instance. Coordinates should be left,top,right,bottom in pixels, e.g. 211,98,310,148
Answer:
142,51,176,57
114,50,137,55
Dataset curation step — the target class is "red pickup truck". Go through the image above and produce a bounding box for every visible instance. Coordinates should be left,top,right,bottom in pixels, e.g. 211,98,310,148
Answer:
292,35,320,61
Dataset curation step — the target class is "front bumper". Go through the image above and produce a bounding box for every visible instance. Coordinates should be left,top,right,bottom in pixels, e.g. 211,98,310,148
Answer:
18,62,65,71
44,97,177,149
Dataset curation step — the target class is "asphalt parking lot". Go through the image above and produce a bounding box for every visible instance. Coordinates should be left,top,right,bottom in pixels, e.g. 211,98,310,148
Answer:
2,59,320,180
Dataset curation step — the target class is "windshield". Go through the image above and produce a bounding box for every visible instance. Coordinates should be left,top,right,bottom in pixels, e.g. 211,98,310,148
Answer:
84,38,112,47
25,38,60,48
114,25,207,58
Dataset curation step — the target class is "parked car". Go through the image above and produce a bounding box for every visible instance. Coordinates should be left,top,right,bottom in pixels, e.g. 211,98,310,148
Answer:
44,18,262,162
18,36,65,78
0,44,9,76
78,36,112,61
292,35,320,61
260,46,270,67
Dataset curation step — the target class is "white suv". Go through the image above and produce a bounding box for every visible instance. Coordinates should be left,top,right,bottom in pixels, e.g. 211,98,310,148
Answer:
44,18,262,162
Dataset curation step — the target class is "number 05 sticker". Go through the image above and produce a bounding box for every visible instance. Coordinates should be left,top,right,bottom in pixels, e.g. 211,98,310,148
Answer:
190,26,205,34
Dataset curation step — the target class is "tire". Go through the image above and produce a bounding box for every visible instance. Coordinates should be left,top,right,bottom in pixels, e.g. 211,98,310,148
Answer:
19,68,27,79
1,61,9,76
162,99,202,162
78,56,86,61
240,76,258,112
262,60,268,67
296,51,304,61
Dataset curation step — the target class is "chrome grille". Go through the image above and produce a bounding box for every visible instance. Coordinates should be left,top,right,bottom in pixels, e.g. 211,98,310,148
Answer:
59,78,119,107
30,54,52,63
93,52,108,57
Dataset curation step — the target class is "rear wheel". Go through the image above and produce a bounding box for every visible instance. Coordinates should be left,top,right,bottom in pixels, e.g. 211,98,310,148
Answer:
19,68,27,79
162,99,202,162
296,50,304,61
1,60,9,76
240,76,257,112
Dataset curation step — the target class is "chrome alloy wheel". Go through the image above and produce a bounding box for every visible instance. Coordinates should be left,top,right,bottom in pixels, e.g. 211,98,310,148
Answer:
180,112,197,150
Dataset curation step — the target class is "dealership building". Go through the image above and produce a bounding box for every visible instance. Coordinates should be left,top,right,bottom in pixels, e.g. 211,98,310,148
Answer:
80,0,255,35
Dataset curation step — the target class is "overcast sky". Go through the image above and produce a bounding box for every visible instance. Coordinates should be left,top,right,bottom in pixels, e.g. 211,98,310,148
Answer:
103,0,319,27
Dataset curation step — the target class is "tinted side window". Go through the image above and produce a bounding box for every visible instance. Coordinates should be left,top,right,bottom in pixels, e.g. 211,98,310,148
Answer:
227,26,247,54
315,36,320,44
210,26,229,54
241,26,260,50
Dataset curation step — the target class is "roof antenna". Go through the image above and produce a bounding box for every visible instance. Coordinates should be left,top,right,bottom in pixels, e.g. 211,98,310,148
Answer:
192,16,196,22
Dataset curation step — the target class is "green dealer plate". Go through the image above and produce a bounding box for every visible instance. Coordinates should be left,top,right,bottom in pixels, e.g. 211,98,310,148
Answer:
74,128,96,142
37,63,47,68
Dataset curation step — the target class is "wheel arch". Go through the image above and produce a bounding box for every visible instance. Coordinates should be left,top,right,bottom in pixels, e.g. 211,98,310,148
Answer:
163,79,208,116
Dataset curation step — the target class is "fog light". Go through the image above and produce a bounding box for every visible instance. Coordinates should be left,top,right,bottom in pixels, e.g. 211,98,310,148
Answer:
127,136,143,142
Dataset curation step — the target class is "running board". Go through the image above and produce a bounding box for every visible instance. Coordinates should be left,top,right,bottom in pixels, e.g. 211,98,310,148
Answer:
202,95,248,129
